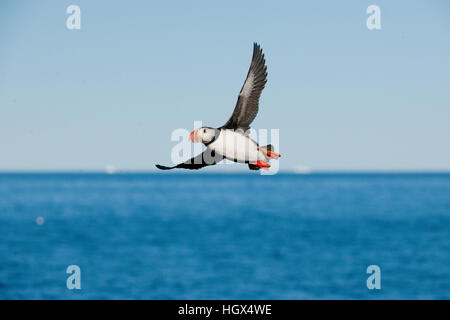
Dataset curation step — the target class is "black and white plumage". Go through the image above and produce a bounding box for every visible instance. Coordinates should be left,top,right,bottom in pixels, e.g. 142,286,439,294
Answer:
156,43,279,171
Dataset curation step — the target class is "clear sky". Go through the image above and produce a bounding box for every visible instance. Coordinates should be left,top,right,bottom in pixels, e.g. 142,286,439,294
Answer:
1,0,449,172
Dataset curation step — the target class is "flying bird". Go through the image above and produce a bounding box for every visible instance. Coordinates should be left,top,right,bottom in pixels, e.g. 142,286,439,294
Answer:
156,43,280,171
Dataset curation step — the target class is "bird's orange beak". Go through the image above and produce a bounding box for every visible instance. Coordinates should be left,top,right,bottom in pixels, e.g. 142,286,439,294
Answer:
190,130,201,143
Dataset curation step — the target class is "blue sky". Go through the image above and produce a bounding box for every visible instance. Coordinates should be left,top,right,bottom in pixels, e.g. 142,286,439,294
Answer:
1,0,449,172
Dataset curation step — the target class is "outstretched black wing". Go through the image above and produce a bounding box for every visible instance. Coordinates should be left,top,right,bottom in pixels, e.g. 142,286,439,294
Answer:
155,150,223,170
221,43,268,132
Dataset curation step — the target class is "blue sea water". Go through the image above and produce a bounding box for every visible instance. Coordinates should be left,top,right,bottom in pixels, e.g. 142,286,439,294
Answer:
0,173,449,299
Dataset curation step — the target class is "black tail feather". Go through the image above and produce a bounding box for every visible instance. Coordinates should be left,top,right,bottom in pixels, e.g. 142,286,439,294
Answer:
260,144,273,151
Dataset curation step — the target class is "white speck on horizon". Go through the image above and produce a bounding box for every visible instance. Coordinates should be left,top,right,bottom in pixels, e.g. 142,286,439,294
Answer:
293,165,312,174
105,165,117,174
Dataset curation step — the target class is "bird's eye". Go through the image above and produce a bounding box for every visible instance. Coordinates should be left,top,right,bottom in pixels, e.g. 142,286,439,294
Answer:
203,129,206,133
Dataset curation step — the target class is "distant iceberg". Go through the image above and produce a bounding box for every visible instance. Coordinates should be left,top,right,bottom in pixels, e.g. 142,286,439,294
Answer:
293,165,312,174
105,165,117,174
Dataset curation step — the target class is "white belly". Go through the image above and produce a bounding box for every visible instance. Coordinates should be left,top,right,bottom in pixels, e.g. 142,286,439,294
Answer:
208,129,264,163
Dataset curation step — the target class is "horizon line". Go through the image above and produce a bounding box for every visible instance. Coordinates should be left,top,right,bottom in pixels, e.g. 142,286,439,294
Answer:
1,169,450,175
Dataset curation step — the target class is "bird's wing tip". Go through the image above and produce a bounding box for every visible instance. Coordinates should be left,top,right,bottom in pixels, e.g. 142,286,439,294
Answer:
155,164,173,170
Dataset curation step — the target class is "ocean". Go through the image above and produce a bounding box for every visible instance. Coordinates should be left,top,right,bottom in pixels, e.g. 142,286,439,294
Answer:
0,173,449,299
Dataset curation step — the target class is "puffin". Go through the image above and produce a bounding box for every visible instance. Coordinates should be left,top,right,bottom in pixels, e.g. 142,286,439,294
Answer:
156,43,280,171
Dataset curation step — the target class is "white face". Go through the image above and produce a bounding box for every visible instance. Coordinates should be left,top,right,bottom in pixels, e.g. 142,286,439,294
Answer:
190,127,216,144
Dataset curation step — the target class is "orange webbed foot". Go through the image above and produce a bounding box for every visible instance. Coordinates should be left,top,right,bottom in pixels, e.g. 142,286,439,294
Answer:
259,148,280,160
250,161,270,170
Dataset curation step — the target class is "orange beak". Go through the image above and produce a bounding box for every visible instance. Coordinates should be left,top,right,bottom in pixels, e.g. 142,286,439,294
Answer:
190,130,202,143
190,130,196,143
